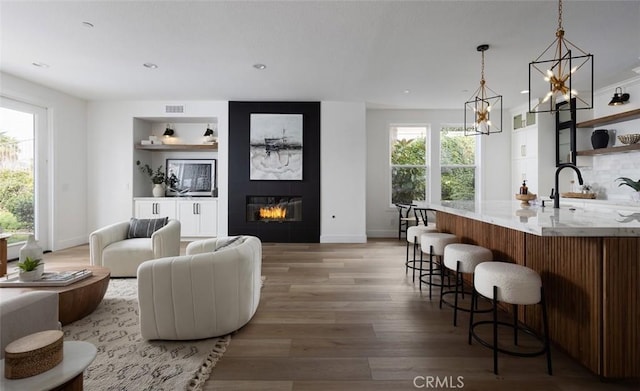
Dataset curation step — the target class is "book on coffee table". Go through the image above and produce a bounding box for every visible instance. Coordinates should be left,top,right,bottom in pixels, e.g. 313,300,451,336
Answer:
0,269,93,287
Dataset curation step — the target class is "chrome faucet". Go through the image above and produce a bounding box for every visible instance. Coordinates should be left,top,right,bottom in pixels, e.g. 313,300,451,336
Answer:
552,163,584,209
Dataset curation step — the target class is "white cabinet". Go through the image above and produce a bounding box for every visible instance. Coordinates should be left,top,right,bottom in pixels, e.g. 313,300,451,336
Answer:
510,103,555,197
134,198,217,238
177,199,217,237
134,198,177,219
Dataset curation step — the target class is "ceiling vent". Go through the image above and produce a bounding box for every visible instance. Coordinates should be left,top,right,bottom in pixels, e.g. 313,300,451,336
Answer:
165,105,185,114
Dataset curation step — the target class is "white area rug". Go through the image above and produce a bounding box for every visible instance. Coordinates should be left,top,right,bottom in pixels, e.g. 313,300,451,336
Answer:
63,279,230,391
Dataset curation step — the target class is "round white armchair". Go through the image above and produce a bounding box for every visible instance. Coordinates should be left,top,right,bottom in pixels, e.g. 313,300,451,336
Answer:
137,235,262,340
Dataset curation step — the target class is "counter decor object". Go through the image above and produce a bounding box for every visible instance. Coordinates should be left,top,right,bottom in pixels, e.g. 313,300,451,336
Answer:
17,257,44,281
18,235,43,263
515,193,537,206
617,133,640,145
591,129,609,149
561,192,596,199
4,330,63,379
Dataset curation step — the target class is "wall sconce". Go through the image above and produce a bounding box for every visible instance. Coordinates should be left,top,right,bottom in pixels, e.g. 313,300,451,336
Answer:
203,124,214,137
608,87,630,106
163,124,174,137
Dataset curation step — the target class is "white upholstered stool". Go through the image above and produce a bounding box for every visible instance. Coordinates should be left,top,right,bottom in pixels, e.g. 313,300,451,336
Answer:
419,232,459,299
469,262,552,375
405,225,438,282
440,243,493,326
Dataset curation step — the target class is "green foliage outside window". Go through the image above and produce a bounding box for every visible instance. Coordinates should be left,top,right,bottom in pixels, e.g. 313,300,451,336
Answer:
391,136,427,204
441,127,476,201
0,132,34,243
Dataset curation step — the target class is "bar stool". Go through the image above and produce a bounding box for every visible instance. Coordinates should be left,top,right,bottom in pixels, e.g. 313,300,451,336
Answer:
419,233,459,299
405,225,438,283
440,243,493,326
468,262,552,375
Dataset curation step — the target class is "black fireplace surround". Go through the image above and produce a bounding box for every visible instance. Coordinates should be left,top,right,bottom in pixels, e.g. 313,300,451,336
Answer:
228,102,320,242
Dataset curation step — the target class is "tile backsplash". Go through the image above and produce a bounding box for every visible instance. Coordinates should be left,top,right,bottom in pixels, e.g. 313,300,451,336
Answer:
580,153,640,201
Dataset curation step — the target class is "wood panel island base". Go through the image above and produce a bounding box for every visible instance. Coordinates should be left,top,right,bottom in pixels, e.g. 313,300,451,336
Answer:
424,201,640,379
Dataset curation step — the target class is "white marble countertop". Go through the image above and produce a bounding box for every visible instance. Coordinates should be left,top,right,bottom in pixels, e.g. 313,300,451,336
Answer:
417,200,640,237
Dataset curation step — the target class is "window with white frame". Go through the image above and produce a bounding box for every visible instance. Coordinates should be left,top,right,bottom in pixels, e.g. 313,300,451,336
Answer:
440,125,476,201
390,125,428,205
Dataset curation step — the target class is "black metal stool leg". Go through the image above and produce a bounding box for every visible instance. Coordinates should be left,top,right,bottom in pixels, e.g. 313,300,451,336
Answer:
428,246,434,300
453,261,461,326
417,245,423,288
405,239,410,275
468,287,476,345
493,285,499,375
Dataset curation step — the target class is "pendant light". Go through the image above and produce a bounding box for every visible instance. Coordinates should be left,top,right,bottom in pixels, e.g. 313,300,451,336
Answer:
529,0,593,113
464,44,502,136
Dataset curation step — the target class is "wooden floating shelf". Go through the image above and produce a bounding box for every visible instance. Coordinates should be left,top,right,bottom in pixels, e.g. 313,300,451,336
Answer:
135,143,218,151
577,108,640,128
577,143,640,156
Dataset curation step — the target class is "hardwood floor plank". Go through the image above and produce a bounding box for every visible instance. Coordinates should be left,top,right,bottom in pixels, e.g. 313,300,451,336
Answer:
212,357,371,381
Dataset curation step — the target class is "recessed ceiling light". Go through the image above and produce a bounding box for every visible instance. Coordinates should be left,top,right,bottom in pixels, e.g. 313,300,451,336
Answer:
403,89,411,94
143,63,158,69
82,21,94,28
32,62,49,68
520,89,529,94
253,63,267,70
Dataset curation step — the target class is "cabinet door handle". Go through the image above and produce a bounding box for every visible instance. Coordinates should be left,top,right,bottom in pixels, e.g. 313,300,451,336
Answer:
521,145,526,157
197,203,200,215
153,203,157,215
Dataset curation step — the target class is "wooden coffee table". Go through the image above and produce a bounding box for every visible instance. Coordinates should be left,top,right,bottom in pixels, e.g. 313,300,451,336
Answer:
0,266,110,325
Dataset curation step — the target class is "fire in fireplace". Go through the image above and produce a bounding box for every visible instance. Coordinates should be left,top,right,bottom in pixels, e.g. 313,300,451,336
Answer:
247,196,302,222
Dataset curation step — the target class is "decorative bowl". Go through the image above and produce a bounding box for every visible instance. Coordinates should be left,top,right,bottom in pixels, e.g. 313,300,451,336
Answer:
617,134,640,145
515,193,537,207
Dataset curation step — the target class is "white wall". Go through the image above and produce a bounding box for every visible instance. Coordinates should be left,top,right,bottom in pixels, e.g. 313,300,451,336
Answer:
576,76,640,201
0,72,88,251
365,108,511,238
86,101,229,234
320,101,367,243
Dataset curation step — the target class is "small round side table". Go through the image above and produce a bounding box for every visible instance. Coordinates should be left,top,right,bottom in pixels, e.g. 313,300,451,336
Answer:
0,341,96,391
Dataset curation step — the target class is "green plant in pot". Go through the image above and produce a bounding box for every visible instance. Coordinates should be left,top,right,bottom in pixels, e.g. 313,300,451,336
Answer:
616,177,640,201
136,161,168,185
17,256,44,281
137,161,169,197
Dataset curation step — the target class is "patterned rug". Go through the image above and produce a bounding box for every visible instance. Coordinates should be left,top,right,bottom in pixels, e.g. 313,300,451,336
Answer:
63,279,230,391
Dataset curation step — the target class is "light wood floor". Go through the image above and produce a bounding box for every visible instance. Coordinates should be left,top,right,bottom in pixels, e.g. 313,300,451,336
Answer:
30,240,639,391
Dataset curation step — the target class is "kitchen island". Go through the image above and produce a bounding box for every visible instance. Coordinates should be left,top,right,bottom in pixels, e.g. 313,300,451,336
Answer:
418,200,640,378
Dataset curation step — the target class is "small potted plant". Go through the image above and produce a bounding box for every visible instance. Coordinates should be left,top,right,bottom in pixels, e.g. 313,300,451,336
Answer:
580,184,593,194
136,161,168,197
616,177,640,201
17,256,44,281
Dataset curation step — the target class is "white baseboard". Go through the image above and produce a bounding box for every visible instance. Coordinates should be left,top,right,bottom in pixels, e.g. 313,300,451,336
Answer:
53,235,88,251
320,234,367,243
366,229,396,238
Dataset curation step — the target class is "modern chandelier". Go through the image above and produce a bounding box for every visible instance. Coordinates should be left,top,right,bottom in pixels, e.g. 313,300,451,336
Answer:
464,44,502,136
529,0,593,113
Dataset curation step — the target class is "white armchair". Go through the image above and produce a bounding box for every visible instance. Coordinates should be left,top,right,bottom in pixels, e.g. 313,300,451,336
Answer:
90,219,181,277
137,235,262,340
